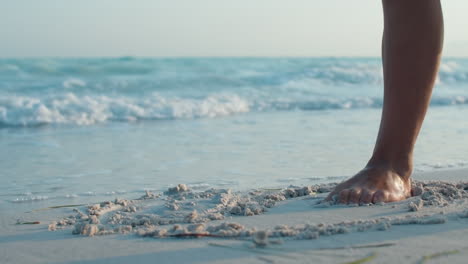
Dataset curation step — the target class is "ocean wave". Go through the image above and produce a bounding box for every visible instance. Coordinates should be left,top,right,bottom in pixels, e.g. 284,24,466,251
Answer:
0,93,250,127
1,92,468,127
1,59,467,86
1,58,468,127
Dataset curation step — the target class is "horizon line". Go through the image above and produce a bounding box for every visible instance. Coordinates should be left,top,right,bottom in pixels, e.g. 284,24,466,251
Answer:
1,55,467,59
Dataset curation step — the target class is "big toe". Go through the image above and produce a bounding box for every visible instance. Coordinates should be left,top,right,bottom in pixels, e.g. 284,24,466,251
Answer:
338,189,351,204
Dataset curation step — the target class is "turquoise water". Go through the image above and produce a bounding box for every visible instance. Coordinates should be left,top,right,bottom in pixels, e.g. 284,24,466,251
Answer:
1,57,468,212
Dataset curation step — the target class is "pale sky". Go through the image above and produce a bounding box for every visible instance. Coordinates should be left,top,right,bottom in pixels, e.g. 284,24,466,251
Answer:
1,0,467,57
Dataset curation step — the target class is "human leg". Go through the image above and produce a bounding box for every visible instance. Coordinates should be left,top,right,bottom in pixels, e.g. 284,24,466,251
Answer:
327,0,444,204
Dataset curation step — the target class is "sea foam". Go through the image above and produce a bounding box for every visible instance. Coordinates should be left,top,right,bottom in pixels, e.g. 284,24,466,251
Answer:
2,93,468,127
0,93,250,126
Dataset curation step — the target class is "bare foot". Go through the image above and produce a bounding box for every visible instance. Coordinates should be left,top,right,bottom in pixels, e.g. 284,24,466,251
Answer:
325,166,412,204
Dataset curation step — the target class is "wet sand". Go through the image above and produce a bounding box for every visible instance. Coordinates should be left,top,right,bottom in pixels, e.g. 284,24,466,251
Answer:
1,168,468,264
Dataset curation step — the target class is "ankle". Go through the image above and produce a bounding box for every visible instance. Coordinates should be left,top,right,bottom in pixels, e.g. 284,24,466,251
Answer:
366,155,413,180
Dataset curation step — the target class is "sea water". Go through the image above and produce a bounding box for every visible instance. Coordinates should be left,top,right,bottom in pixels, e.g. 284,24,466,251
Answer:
1,57,468,212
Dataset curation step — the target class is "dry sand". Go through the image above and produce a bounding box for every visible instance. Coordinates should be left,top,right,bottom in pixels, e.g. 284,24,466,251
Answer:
1,168,468,264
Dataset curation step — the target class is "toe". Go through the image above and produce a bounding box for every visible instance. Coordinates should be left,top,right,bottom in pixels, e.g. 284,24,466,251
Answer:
348,188,361,204
338,189,351,204
359,190,374,204
372,190,388,204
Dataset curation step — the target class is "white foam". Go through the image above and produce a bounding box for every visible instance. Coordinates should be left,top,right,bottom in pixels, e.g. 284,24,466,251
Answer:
63,78,87,89
0,93,250,126
11,195,49,203
416,160,468,172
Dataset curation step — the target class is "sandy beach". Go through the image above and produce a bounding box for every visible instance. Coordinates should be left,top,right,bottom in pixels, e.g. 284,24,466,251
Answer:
1,168,468,264
2,57,468,264
2,0,468,263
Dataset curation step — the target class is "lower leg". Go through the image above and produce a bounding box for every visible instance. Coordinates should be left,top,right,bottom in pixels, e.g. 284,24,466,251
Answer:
327,0,444,204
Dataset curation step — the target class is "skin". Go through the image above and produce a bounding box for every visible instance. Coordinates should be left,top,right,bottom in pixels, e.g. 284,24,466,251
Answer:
326,0,444,204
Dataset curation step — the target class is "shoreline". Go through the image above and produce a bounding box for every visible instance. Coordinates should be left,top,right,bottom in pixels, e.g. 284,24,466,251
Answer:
1,168,468,264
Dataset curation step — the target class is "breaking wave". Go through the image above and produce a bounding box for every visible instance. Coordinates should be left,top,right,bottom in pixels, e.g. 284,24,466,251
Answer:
1,58,468,127
0,93,249,127
1,92,468,127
